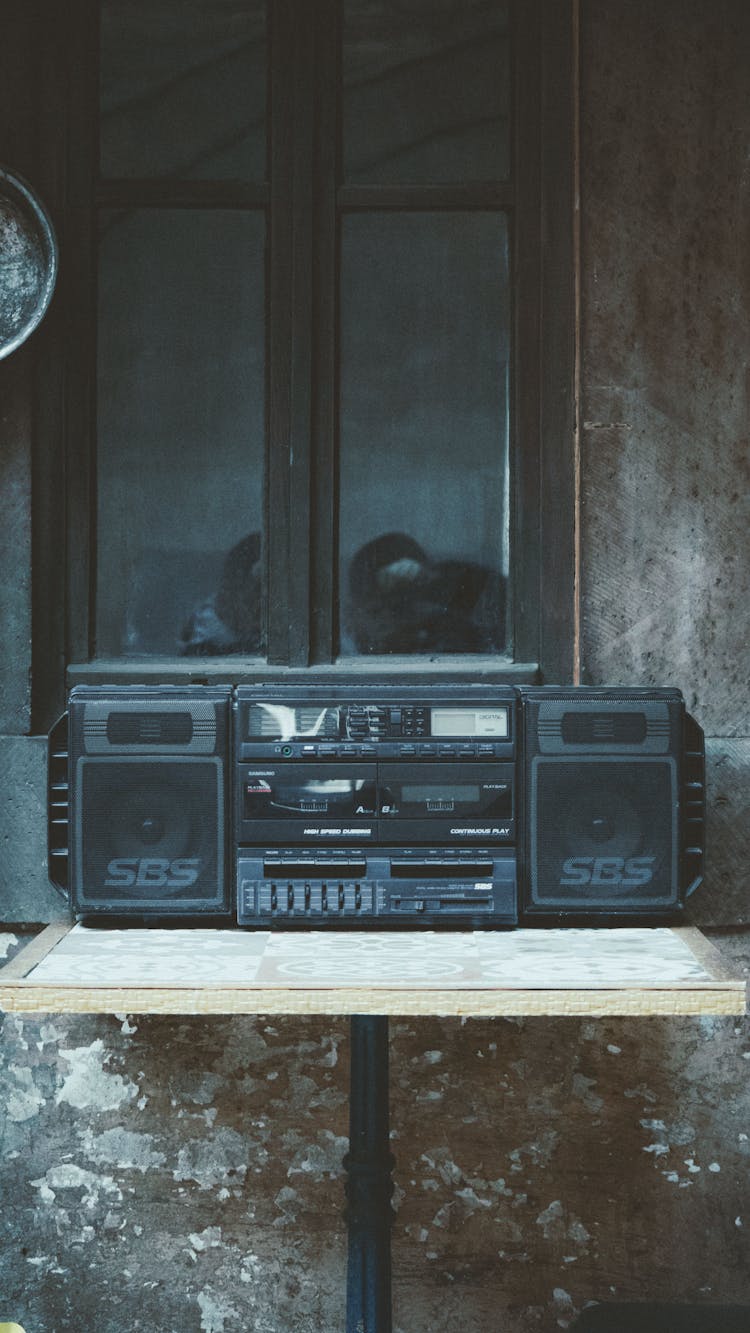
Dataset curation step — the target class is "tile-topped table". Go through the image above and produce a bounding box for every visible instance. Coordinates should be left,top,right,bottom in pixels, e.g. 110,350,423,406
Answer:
0,921,742,1015
0,923,744,1332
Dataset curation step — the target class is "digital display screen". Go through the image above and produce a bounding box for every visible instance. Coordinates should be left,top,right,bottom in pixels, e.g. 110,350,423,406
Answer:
430,708,508,738
401,785,481,803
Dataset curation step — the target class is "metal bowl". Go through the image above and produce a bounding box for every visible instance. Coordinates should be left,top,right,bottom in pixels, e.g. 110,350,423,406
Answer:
0,166,58,360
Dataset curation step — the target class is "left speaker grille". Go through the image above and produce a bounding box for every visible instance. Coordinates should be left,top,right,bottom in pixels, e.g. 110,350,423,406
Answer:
74,757,225,912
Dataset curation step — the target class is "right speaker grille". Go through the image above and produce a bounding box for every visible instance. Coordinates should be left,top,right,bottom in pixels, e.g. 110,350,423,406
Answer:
529,756,678,911
521,689,689,916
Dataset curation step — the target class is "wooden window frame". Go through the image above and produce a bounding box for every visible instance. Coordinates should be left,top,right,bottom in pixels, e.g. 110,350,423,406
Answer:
30,0,576,731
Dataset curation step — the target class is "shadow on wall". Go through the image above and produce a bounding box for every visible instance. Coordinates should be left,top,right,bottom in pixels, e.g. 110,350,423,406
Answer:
180,530,506,656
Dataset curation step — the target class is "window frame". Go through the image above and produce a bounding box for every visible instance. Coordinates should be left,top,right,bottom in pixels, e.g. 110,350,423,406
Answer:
31,0,577,731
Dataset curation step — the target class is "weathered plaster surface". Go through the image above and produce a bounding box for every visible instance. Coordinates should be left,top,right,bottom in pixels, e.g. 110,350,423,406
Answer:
0,1003,748,1331
390,1005,750,1329
579,0,750,738
0,736,64,924
0,1011,350,1332
697,741,750,928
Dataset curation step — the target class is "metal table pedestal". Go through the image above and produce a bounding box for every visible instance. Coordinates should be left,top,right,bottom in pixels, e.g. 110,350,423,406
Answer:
345,1016,394,1333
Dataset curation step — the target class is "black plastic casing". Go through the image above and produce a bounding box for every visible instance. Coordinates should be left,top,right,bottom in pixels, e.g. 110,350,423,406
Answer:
517,686,704,924
233,682,519,928
61,685,233,922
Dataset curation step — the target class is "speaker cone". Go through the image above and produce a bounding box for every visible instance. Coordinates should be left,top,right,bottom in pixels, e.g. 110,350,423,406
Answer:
557,783,643,863
111,786,193,862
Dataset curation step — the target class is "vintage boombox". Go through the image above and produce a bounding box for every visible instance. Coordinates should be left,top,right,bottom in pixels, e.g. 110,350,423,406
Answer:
48,682,705,927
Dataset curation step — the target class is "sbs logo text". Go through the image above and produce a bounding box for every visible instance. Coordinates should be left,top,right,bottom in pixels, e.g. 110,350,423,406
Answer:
104,857,201,889
559,855,656,889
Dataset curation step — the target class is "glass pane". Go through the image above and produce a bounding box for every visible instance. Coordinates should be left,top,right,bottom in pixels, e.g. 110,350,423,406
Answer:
96,209,265,657
100,0,266,180
339,212,510,656
343,0,510,184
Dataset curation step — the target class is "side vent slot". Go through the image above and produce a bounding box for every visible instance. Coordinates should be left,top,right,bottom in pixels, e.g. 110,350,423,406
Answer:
47,712,70,898
682,712,705,897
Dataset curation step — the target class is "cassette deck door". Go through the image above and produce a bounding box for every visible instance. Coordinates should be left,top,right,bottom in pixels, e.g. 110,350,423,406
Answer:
377,762,515,843
238,762,378,843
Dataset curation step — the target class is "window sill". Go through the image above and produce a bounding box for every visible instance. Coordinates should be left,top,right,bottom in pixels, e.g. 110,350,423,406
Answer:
67,655,541,687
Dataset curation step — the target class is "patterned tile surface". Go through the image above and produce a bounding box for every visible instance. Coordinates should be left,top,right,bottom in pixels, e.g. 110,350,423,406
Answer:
473,928,710,986
25,925,714,990
257,931,481,987
29,928,267,987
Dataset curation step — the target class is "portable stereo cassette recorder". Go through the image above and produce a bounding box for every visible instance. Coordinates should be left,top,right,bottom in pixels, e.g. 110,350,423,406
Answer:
48,682,705,928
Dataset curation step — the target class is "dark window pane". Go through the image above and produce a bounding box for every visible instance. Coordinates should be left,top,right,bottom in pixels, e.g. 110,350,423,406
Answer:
339,212,510,656
100,0,266,180
343,0,510,184
96,209,265,657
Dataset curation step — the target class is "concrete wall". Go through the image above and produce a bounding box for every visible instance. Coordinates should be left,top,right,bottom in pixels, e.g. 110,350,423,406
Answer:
0,2,748,1330
579,0,750,932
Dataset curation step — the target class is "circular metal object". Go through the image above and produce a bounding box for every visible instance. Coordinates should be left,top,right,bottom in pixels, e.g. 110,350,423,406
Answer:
0,165,58,360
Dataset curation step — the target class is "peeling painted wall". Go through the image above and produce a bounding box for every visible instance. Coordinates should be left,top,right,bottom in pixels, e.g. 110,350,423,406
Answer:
1,978,749,1332
0,978,349,1331
1,1,749,1330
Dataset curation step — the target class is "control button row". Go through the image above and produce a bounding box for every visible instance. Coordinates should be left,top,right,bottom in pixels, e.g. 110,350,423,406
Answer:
266,742,502,757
